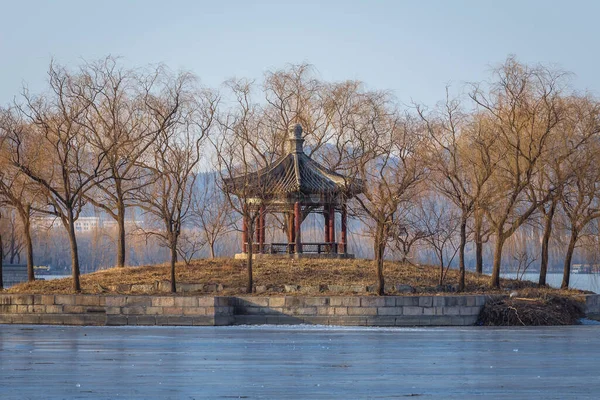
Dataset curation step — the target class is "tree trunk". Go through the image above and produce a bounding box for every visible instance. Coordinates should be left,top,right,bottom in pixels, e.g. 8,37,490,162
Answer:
490,233,505,289
0,233,4,290
458,214,467,292
209,241,216,259
246,224,253,294
116,202,126,268
474,211,483,274
170,242,177,293
374,222,386,296
23,214,34,282
539,200,556,286
438,251,445,286
561,230,578,290
66,209,81,292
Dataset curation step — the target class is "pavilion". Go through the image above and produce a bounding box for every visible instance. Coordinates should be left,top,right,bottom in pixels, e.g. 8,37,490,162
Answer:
225,124,363,259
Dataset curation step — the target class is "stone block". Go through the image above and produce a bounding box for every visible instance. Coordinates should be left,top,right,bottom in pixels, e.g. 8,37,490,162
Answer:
151,297,175,307
274,316,304,325
131,284,154,293
198,297,216,307
302,316,329,325
178,283,204,293
34,295,55,305
475,296,487,307
423,307,436,316
284,297,303,307
291,307,318,315
377,307,403,316
395,316,431,326
106,296,127,307
284,284,300,293
31,305,45,313
368,316,397,326
122,306,146,315
460,306,482,316
155,316,171,326
418,296,433,307
331,307,346,316
114,283,131,292
76,296,101,306
213,306,231,316
246,297,270,307
144,307,163,315
162,307,184,315
16,305,30,313
45,305,63,313
466,296,476,307
330,297,360,307
213,316,233,326
433,296,445,307
105,307,122,314
194,316,217,326
166,316,194,326
255,285,267,294
329,316,367,326
347,307,377,316
0,295,13,305
13,294,34,305
157,281,171,292
299,285,319,294
269,297,286,307
396,297,419,307
174,297,197,307
55,295,76,305
361,297,386,307
395,284,416,293
328,285,348,292
234,315,268,325
445,296,458,307
442,307,460,316
350,285,367,293
304,297,329,306
317,307,334,316
126,296,152,307
403,306,423,315
135,315,157,326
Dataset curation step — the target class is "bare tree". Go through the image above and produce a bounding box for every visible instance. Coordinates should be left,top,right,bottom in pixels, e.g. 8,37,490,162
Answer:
214,79,273,293
420,195,460,286
76,57,164,268
191,173,234,259
1,62,112,292
470,57,567,288
419,92,497,290
136,73,217,292
350,98,427,295
559,141,600,288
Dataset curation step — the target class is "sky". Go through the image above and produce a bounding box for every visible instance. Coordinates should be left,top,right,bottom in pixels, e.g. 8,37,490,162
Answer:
1,0,599,107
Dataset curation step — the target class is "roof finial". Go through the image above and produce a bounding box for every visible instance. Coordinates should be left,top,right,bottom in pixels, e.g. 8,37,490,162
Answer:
288,123,304,153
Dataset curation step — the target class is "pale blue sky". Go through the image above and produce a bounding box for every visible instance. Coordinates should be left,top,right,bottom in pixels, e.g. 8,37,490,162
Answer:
1,0,598,106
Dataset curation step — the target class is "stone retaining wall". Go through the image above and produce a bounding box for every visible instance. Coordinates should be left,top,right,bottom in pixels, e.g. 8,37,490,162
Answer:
583,294,600,319
0,294,489,326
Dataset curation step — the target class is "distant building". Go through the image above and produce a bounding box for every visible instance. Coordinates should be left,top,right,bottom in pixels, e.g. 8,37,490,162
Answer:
31,216,143,233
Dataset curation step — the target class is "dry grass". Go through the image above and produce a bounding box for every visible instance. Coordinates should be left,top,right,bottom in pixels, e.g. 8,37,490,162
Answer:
477,288,586,326
4,257,577,297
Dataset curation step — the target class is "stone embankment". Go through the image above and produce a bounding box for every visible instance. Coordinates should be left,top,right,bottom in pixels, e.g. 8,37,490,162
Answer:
1,293,598,326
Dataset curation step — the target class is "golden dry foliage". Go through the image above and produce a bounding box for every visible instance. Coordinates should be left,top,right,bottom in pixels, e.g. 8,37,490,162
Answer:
5,258,579,297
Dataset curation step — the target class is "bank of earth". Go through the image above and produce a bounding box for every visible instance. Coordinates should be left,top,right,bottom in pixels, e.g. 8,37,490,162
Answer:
4,259,592,326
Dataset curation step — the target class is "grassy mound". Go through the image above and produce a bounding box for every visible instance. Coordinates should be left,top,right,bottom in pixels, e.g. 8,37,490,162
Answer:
4,258,560,296
477,288,586,326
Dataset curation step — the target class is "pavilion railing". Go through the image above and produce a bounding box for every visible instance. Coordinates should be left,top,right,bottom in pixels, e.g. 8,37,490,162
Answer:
245,242,340,254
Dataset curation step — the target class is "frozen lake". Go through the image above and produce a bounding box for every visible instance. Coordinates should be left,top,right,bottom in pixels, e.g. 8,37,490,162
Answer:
1,325,600,399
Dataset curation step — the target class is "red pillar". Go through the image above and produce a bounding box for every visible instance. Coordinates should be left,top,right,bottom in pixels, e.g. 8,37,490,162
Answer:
328,204,336,251
341,203,347,254
294,201,302,253
288,211,295,252
259,206,265,253
242,214,248,253
324,206,330,243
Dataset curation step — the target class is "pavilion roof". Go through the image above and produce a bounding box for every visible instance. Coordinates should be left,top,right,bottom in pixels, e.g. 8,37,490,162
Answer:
224,124,363,199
